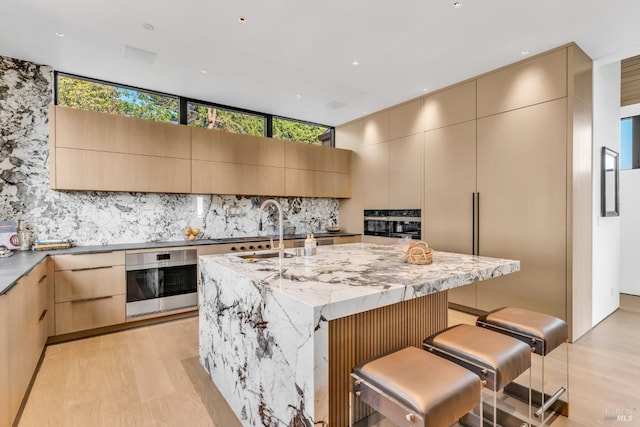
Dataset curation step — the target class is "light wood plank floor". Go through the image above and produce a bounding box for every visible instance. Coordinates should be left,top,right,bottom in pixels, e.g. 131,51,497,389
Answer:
19,295,640,426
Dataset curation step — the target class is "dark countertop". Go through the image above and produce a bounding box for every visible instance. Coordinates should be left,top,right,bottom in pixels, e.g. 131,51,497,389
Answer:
0,232,360,296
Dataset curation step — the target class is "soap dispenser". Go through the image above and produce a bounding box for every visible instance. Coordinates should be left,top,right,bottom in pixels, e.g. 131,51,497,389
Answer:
304,234,317,256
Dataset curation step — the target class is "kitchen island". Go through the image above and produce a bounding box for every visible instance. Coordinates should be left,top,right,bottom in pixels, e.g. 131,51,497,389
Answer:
198,243,519,426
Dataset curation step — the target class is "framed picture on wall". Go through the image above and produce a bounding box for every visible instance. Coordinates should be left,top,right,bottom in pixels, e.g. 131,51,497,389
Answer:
601,147,620,217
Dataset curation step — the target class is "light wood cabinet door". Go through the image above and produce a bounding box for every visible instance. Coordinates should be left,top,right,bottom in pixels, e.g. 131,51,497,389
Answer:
333,235,362,245
477,48,567,118
423,80,476,131
55,294,126,335
390,99,422,140
285,169,351,198
284,142,351,173
424,121,477,307
359,142,389,209
389,133,423,209
363,111,390,145
54,252,125,271
55,148,191,193
191,127,285,167
53,106,190,158
335,119,363,150
55,266,126,303
192,160,285,196
0,295,9,427
476,98,567,320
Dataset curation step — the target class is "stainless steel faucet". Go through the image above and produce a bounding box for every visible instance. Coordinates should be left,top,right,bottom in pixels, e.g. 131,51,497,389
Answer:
259,199,284,269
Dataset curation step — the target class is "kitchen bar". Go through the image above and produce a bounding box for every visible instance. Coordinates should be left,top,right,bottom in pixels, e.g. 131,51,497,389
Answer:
198,243,520,425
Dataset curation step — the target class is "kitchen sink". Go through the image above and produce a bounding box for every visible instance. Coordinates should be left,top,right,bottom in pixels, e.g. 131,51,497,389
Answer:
238,251,294,260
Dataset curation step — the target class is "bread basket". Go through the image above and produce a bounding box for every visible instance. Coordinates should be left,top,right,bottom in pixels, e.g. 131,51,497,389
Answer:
406,241,433,265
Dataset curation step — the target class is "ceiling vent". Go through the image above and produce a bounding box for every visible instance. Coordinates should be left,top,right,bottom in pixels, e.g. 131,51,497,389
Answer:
122,45,157,64
326,101,347,110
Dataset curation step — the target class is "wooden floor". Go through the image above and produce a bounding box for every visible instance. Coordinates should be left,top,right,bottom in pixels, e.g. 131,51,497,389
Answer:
19,295,640,426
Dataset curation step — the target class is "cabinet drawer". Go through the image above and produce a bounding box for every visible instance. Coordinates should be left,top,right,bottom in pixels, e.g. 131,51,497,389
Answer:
55,265,125,303
54,252,124,271
55,294,126,335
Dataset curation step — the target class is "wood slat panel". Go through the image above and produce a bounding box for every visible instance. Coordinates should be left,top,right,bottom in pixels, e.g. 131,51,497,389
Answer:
621,56,640,106
328,291,448,426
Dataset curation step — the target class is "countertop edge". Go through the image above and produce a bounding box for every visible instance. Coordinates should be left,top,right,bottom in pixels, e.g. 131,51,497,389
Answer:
0,233,361,296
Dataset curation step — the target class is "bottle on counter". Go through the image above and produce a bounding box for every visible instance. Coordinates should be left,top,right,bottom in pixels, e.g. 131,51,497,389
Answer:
304,234,317,256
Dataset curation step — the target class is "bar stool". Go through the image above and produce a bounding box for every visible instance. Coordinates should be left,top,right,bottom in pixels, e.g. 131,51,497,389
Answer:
350,346,482,426
423,324,532,426
477,307,569,424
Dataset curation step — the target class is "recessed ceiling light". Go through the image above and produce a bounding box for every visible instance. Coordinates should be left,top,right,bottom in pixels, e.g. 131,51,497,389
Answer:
238,17,247,24
200,70,208,74
296,94,302,98
142,23,155,31
423,88,429,92
453,2,462,8
521,50,529,55
55,32,64,38
352,61,359,66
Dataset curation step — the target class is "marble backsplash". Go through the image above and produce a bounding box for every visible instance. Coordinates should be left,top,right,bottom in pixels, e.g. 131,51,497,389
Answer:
0,55,338,246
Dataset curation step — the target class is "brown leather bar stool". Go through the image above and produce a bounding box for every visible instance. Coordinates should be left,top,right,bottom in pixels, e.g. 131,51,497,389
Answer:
350,346,482,426
423,324,532,426
477,307,569,424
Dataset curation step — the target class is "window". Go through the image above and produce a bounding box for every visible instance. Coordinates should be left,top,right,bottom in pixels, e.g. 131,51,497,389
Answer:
55,73,334,145
57,74,179,123
186,101,265,136
272,117,332,145
620,115,640,170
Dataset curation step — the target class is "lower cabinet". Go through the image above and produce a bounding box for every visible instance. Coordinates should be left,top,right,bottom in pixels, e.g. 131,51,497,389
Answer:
53,252,126,336
3,259,48,427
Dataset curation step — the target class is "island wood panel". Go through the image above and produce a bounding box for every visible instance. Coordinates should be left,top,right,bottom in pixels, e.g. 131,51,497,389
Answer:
328,291,448,426
53,105,191,158
55,148,191,193
191,159,285,196
0,295,8,427
423,80,477,131
477,48,567,118
191,127,285,167
284,169,350,198
55,294,126,335
284,141,351,173
389,133,423,209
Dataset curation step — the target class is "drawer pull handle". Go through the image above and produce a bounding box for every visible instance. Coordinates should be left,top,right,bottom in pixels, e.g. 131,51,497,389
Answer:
38,275,47,285
70,295,114,304
38,309,48,322
70,266,114,272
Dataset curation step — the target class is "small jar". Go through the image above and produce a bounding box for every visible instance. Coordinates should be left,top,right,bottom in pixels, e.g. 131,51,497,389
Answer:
18,230,31,251
304,234,317,256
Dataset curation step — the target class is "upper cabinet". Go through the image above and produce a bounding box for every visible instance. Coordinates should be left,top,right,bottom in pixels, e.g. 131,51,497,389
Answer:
423,80,476,131
50,106,191,193
49,106,351,198
477,49,567,118
284,141,351,198
389,100,422,140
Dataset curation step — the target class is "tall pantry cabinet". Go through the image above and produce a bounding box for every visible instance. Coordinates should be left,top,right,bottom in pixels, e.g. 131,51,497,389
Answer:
338,43,593,341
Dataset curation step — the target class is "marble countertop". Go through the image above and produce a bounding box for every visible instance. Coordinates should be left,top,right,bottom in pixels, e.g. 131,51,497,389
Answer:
199,242,520,320
0,232,359,295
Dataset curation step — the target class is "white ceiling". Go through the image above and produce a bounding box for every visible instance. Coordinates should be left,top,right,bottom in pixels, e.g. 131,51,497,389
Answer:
2,0,640,126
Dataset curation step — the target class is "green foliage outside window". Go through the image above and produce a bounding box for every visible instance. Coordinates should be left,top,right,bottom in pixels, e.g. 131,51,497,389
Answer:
272,117,327,145
186,102,265,137
57,76,179,123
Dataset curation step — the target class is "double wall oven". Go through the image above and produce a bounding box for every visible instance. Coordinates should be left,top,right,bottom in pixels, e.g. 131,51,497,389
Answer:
125,249,197,318
364,209,422,240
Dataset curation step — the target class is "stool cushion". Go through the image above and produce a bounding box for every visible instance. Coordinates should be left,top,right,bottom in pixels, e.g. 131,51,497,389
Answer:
424,324,531,390
353,346,481,426
477,307,568,355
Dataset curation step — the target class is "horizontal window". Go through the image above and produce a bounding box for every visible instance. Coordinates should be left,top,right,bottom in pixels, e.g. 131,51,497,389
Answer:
55,73,333,146
186,102,265,137
57,75,179,123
